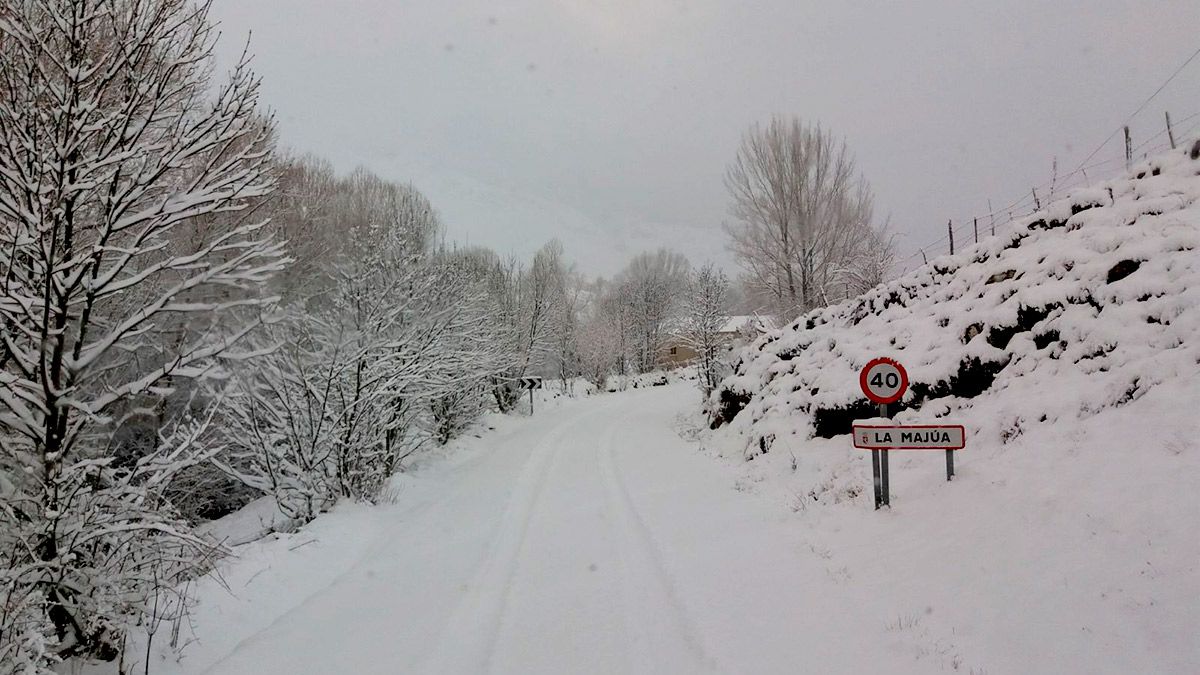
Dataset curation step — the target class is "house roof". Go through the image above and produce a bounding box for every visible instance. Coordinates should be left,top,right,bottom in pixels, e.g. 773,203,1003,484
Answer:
718,315,778,334
663,314,779,338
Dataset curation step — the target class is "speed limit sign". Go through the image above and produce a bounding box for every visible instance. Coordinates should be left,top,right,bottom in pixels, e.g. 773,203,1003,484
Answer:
859,357,908,404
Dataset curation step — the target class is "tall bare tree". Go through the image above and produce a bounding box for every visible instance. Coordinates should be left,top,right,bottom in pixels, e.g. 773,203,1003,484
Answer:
724,116,882,320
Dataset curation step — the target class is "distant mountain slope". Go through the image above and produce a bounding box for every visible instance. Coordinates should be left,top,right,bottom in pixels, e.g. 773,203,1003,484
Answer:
710,142,1200,457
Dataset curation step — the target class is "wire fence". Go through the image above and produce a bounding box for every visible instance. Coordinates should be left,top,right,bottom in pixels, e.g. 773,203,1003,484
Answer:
895,43,1200,271
896,110,1200,272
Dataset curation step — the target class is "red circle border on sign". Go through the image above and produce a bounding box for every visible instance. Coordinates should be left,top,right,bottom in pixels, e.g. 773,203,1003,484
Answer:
859,357,909,405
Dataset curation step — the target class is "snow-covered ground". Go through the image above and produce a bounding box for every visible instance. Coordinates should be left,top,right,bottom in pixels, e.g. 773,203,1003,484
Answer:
98,147,1200,675
107,376,1197,675
700,377,1199,673
128,383,910,675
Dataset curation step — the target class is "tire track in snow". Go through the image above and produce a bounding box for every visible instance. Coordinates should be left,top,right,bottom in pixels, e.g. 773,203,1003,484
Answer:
200,432,521,675
416,403,609,674
596,401,720,673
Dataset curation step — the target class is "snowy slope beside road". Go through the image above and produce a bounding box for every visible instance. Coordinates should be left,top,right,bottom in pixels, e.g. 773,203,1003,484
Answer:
713,144,1200,454
701,143,1200,672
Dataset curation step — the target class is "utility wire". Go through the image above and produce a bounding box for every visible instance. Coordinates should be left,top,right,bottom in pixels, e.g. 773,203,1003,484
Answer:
899,42,1200,267
901,113,1200,264
1069,43,1200,176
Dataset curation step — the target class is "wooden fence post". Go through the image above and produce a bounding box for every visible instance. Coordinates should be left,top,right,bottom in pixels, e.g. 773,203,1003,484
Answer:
948,220,955,255
1124,125,1132,170
1166,111,1176,149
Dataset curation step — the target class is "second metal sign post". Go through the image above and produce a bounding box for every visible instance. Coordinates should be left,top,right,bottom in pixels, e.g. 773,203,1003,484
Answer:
860,358,908,509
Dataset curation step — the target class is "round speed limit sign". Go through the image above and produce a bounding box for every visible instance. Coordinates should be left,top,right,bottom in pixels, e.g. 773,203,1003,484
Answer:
859,357,908,404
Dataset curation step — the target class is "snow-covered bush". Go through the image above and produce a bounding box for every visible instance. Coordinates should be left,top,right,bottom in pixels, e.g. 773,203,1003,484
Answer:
429,386,486,445
212,168,508,521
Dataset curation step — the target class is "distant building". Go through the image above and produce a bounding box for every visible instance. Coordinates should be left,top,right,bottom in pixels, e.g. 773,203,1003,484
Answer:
657,315,778,369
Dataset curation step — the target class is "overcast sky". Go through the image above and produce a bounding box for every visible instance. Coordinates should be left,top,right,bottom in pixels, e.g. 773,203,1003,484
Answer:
211,0,1199,277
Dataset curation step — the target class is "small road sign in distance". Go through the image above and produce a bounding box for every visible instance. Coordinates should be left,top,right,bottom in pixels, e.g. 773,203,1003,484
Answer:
852,424,966,450
518,376,543,390
859,357,908,405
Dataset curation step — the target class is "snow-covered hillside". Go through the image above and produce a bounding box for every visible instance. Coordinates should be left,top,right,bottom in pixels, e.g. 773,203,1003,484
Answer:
693,142,1200,671
711,141,1200,456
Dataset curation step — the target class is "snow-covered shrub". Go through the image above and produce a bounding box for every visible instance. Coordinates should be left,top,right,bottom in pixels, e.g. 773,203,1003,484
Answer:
213,173,508,519
430,387,487,445
215,285,495,518
0,552,59,674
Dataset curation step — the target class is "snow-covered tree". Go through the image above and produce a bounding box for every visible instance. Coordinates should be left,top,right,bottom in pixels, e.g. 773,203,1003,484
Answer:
213,170,505,520
832,219,897,298
682,264,730,395
550,269,585,393
0,0,282,664
575,312,620,393
459,241,569,411
614,249,690,373
594,278,634,377
724,116,881,320
519,240,568,374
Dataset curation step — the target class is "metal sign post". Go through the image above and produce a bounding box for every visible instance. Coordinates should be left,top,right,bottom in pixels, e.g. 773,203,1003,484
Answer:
518,376,543,414
879,403,890,507
859,358,908,510
871,448,882,510
856,358,967,507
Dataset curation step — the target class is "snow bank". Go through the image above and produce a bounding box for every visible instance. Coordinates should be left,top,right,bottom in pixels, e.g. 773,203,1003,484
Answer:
711,142,1200,458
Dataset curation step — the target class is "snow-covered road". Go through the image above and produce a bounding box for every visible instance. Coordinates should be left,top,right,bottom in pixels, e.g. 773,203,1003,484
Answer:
160,379,1198,675
188,384,887,675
